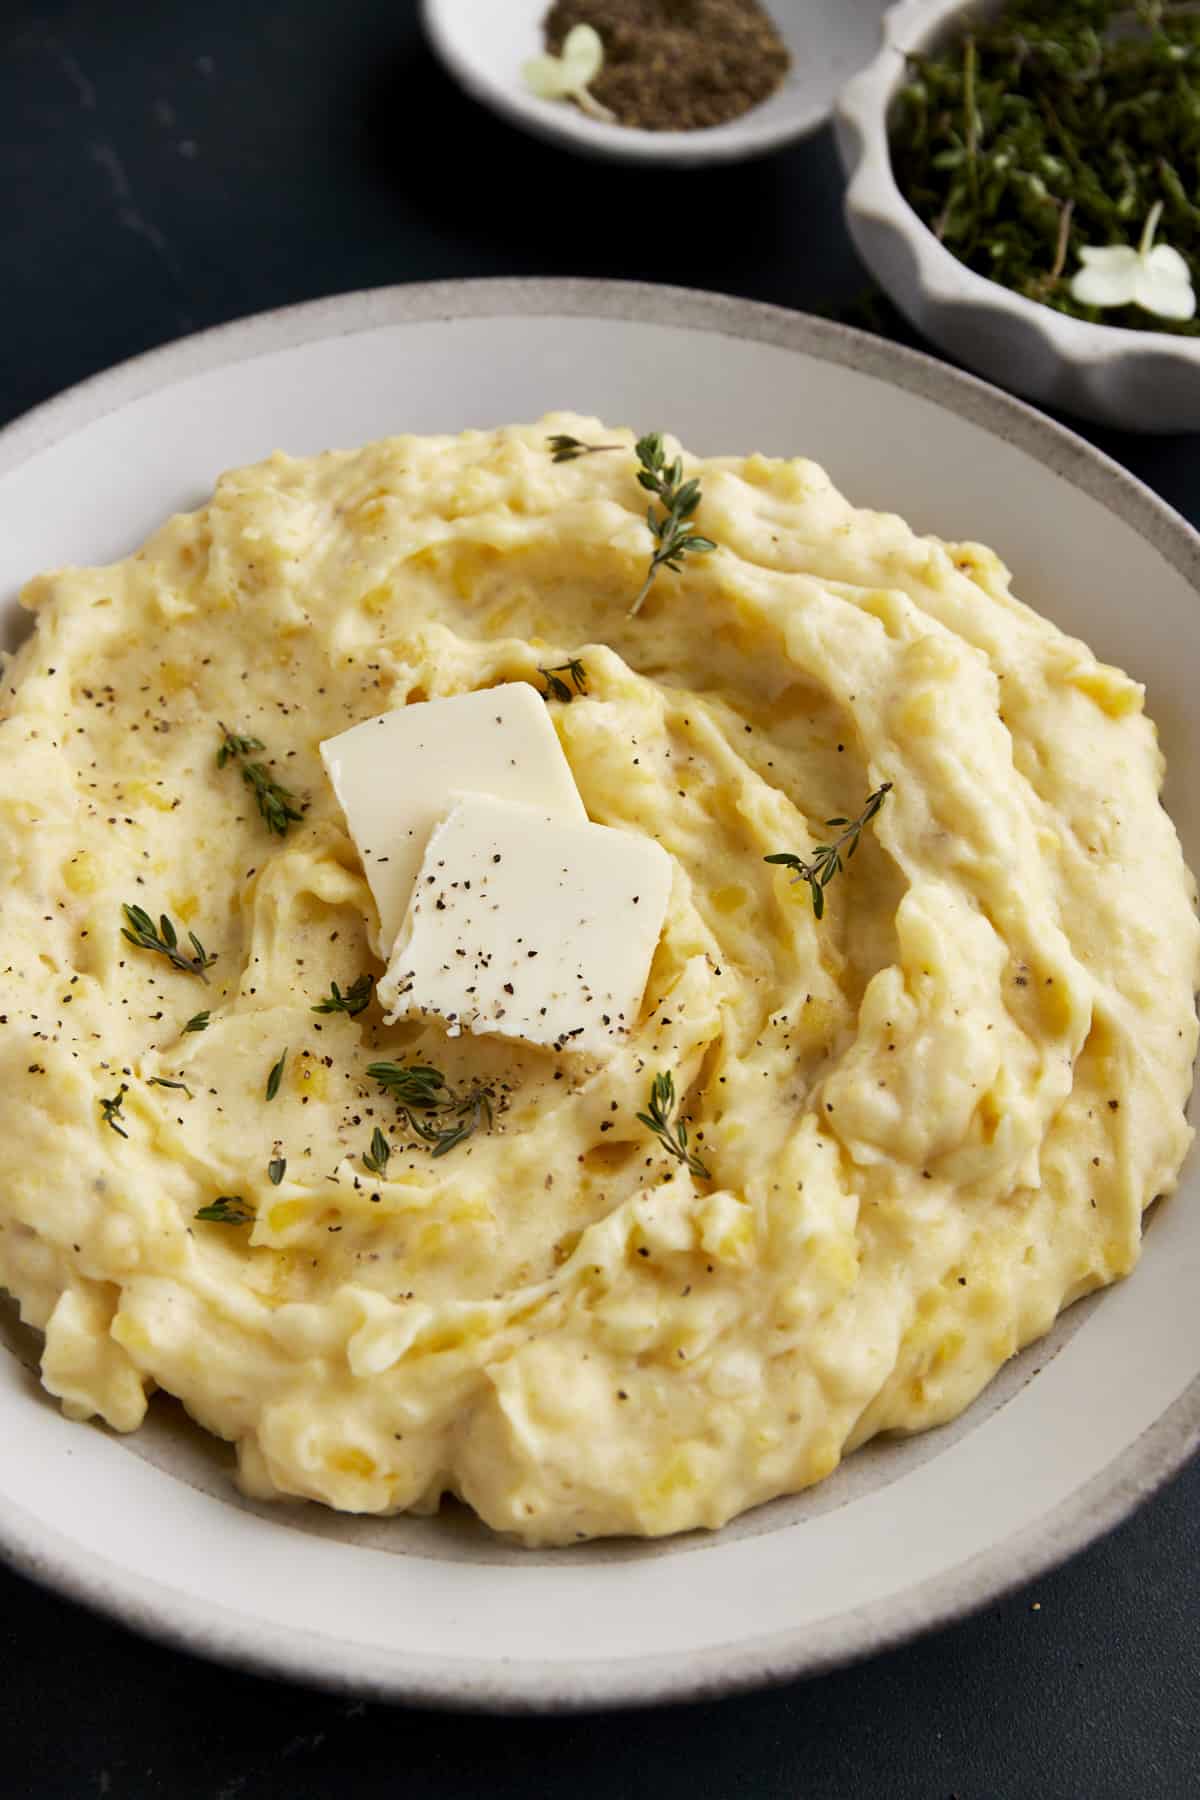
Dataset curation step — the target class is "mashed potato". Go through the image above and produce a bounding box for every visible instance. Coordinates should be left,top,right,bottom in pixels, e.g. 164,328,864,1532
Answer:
0,416,1195,1545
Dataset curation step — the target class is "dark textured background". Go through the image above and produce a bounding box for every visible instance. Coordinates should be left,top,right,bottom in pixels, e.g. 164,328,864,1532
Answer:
2,4,1199,1795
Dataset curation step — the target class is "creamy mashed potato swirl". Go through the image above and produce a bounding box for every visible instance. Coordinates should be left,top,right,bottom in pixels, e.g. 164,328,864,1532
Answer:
0,416,1195,1545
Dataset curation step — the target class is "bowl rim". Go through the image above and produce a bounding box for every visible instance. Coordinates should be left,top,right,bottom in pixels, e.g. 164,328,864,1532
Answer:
837,0,1200,367
2,276,1200,1712
418,0,836,167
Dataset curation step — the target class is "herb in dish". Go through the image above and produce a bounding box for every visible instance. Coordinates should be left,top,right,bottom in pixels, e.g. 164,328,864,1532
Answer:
538,659,589,703
541,0,791,133
637,1070,710,1181
147,1076,192,1098
367,1061,495,1157
630,432,716,617
765,783,892,920
195,1196,254,1226
183,1011,211,1033
546,433,622,462
312,974,375,1017
265,1049,288,1102
99,1086,129,1138
268,1157,287,1186
890,0,1200,332
217,723,305,837
121,904,217,982
362,1127,391,1177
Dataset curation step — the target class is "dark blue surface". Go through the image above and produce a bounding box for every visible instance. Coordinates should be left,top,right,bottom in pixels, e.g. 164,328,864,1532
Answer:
3,4,1199,1794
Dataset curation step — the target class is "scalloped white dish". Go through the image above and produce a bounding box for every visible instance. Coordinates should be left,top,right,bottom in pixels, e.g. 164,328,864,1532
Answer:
836,0,1200,431
2,280,1200,1711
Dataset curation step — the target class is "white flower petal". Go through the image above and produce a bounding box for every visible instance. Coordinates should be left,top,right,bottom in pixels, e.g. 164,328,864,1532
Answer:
1070,262,1140,308
523,54,572,98
1133,261,1197,321
561,24,604,86
1145,243,1193,284
1077,246,1141,274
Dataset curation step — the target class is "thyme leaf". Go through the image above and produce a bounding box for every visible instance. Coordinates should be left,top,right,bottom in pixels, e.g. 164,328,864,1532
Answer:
266,1048,288,1102
99,1085,129,1139
183,1011,211,1033
367,1062,495,1157
217,722,304,837
408,1083,494,1158
629,432,716,617
538,659,589,703
547,433,622,462
195,1195,254,1225
148,1076,192,1098
362,1126,391,1177
312,974,375,1017
366,1061,448,1109
268,1157,287,1186
636,1070,710,1181
765,782,892,920
121,904,217,982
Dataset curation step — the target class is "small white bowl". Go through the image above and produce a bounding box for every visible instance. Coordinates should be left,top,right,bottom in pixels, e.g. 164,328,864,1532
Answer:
422,0,891,169
835,0,1200,431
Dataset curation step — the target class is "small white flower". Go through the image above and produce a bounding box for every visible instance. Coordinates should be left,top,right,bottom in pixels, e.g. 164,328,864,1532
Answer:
523,24,615,123
1069,202,1196,322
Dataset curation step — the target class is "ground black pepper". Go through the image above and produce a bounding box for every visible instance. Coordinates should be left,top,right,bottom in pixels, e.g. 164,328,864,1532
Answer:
544,0,790,132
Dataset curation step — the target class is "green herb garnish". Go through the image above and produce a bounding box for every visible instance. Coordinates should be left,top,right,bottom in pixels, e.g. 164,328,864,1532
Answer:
367,1062,494,1157
195,1196,254,1225
538,659,589,703
183,1011,211,1033
268,1157,287,1186
629,432,716,617
362,1126,391,1177
312,975,375,1017
366,1061,448,1109
889,0,1200,334
636,1070,709,1181
99,1085,129,1139
765,782,892,920
547,433,622,462
217,723,304,837
408,1083,494,1158
148,1076,192,1098
265,1049,288,1102
121,904,217,982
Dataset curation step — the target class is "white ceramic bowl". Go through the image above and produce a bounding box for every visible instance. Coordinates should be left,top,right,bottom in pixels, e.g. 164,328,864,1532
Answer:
422,0,890,168
4,280,1200,1708
835,0,1200,431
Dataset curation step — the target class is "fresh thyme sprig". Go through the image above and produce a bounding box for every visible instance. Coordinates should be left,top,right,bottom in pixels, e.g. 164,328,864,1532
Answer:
366,1062,448,1109
538,659,589,703
268,1157,287,1186
637,1070,710,1181
148,1076,192,1098
183,1011,211,1033
890,0,1200,334
765,782,892,920
366,1062,495,1157
217,723,304,837
99,1085,129,1138
547,433,622,462
312,974,375,1017
266,1049,288,1102
362,1126,391,1177
408,1083,495,1159
195,1196,254,1225
121,904,217,982
629,432,716,617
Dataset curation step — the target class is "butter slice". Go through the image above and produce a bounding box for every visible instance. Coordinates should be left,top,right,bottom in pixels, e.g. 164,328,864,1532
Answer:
379,794,672,1056
320,685,586,954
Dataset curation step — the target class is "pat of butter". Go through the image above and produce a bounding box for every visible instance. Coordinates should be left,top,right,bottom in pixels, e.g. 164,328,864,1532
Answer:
320,685,586,954
378,794,672,1056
